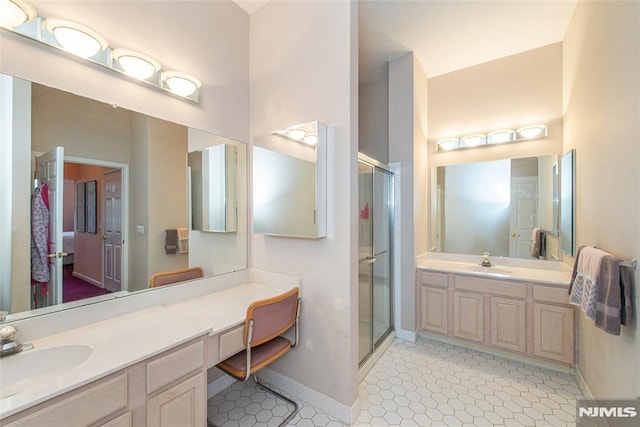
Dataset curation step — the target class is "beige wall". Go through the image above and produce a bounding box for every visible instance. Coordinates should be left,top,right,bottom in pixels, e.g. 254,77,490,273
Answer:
563,0,640,402
146,117,188,280
359,76,389,163
250,0,359,410
428,43,563,167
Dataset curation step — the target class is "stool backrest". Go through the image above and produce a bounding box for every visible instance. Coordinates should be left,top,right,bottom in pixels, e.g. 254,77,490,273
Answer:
244,287,300,347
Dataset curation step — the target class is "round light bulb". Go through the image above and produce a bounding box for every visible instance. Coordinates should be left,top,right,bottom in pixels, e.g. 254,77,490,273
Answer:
162,71,201,97
287,128,306,140
113,49,160,80
1,0,36,28
44,19,108,58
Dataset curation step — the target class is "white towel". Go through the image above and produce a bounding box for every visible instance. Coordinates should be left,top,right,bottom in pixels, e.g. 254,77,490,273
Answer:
177,227,189,254
569,247,609,319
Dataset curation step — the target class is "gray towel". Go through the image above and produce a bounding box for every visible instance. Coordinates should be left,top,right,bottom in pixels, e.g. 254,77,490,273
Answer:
529,228,546,258
594,256,634,335
165,229,178,254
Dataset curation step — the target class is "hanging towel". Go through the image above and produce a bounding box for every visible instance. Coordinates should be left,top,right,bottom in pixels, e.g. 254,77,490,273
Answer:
165,229,178,254
31,186,51,283
529,228,546,258
177,228,189,254
569,246,609,319
593,256,634,335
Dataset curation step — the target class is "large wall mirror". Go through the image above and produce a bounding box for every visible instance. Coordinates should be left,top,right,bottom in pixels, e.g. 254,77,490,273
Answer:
431,154,560,260
0,73,247,320
560,149,575,256
253,121,327,238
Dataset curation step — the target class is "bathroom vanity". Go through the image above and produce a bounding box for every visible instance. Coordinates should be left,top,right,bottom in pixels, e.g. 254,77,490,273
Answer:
0,273,299,426
417,254,575,366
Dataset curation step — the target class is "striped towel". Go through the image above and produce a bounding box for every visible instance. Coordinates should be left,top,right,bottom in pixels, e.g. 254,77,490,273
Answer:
569,247,609,319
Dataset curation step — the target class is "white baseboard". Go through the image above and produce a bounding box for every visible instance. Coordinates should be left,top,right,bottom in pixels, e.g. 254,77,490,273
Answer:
71,271,102,287
418,330,575,374
207,373,237,399
258,367,359,425
396,328,417,343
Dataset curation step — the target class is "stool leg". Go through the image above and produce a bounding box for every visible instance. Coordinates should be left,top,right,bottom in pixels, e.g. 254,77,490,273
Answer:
253,374,299,426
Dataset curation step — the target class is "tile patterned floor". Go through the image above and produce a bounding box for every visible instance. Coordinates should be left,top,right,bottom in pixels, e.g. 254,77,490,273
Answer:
208,336,589,426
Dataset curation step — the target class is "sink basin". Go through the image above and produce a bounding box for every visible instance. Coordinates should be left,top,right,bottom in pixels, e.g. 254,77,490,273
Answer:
0,344,93,399
466,265,513,277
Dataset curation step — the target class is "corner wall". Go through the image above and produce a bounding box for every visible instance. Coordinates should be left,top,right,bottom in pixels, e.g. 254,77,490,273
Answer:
563,0,640,402
249,0,359,416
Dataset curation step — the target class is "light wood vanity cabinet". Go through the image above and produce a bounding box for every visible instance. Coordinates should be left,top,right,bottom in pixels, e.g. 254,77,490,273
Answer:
418,270,575,365
2,337,207,427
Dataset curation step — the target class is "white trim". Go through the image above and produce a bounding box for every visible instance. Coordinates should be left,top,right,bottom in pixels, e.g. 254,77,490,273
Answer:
419,330,575,374
71,271,102,288
359,331,395,382
396,328,417,343
258,367,358,425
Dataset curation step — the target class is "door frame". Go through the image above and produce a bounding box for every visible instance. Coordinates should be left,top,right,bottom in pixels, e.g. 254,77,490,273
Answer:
357,153,395,366
65,156,129,292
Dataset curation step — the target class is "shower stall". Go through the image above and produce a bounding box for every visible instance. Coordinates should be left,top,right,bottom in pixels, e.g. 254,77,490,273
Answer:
358,154,394,365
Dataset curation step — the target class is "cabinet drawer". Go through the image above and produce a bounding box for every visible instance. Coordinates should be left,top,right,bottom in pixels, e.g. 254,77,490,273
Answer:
219,325,245,361
419,271,448,287
455,275,526,299
147,340,204,394
533,285,570,305
99,412,131,427
6,374,128,427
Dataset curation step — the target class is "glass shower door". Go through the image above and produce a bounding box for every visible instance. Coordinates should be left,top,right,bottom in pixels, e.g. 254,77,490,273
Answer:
358,156,393,365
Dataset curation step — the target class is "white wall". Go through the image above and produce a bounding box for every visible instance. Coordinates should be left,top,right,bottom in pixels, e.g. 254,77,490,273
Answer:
0,0,249,142
563,0,640,402
359,76,389,163
428,43,563,168
249,0,359,413
389,53,429,335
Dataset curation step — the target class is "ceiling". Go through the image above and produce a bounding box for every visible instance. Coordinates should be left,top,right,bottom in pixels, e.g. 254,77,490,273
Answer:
233,1,578,84
360,0,578,83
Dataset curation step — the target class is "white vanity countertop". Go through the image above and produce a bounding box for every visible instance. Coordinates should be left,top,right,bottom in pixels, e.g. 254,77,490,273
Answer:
0,282,293,419
417,257,572,286
163,283,294,335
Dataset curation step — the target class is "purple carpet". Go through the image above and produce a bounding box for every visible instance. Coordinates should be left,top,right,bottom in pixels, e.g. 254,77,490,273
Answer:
63,265,111,303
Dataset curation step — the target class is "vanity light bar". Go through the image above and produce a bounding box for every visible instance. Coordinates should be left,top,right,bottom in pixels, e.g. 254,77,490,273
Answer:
1,0,201,102
274,125,319,146
436,124,548,152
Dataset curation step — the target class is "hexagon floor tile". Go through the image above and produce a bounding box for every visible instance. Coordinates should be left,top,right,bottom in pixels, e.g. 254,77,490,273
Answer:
209,337,593,426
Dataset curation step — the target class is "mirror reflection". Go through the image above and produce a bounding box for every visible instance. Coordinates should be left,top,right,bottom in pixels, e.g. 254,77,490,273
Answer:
253,121,327,238
0,73,247,320
432,155,559,260
560,149,575,256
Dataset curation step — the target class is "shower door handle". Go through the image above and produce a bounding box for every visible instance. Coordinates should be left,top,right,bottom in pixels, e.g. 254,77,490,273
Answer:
359,257,377,265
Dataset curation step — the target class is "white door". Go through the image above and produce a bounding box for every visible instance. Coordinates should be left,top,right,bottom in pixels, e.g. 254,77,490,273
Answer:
509,176,538,258
102,170,123,293
36,147,64,305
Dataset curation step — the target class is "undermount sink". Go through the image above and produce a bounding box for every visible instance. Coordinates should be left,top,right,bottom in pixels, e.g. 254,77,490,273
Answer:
466,265,513,276
0,344,93,399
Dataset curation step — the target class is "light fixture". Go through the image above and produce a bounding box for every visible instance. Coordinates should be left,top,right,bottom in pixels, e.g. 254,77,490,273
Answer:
459,134,486,148
436,138,460,151
287,128,306,140
44,18,108,58
0,0,37,29
487,129,515,144
303,134,318,145
436,124,548,152
161,71,201,97
517,125,548,139
112,49,160,80
2,7,201,102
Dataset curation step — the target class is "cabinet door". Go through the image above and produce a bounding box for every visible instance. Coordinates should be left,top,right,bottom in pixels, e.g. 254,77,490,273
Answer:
453,291,484,343
490,297,526,353
147,372,206,427
533,303,574,364
421,286,448,334
99,412,132,427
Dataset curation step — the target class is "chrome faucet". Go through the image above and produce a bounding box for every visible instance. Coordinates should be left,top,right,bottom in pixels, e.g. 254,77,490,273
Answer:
480,252,493,267
0,311,33,357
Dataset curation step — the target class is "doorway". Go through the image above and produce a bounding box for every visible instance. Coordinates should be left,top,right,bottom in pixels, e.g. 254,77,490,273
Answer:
358,154,394,365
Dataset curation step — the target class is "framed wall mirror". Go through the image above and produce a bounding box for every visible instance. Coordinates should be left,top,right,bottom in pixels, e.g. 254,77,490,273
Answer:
431,154,560,260
560,149,576,256
253,121,327,238
0,72,247,321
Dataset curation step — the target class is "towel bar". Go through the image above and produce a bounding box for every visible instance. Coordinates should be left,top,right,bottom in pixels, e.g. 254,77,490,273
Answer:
620,259,637,270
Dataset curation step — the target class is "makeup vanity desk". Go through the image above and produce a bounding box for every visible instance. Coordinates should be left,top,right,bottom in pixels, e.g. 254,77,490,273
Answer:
0,274,299,427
